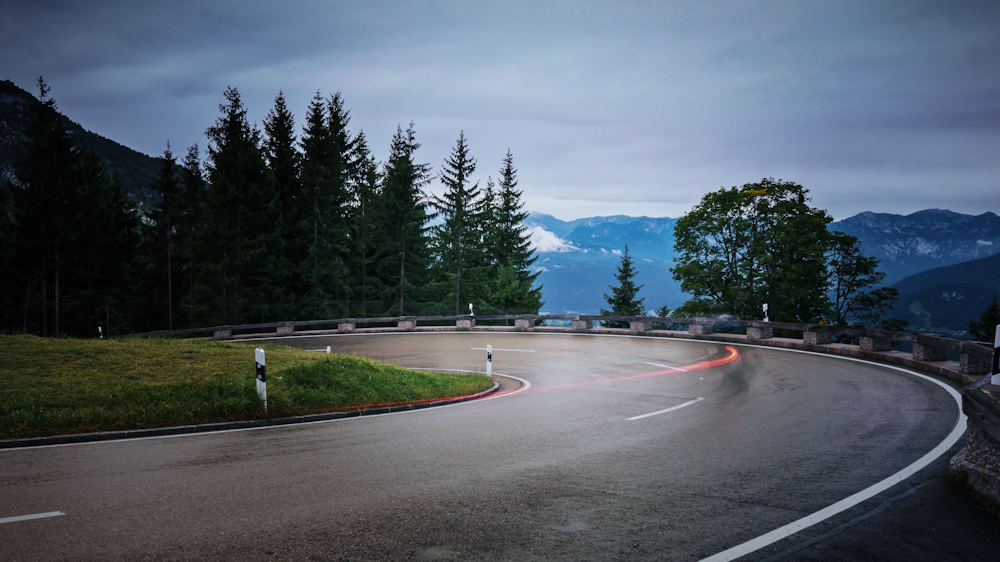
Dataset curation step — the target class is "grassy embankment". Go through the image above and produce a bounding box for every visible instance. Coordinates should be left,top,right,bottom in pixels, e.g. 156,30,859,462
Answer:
0,335,492,440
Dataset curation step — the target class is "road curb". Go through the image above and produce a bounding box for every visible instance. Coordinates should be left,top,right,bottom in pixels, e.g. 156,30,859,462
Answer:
0,381,500,450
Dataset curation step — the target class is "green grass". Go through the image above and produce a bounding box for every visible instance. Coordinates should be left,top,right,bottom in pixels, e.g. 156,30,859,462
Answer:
0,335,492,439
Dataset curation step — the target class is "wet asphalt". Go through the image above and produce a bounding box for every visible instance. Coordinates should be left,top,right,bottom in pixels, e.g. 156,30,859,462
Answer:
1,332,997,561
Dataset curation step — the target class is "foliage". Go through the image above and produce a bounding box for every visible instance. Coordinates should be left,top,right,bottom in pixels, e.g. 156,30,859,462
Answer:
601,245,645,327
969,294,1000,343
826,231,903,328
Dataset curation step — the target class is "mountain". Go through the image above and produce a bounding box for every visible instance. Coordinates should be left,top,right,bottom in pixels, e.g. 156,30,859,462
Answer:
888,252,1000,338
527,209,1000,317
525,213,684,314
0,79,159,206
829,209,1000,285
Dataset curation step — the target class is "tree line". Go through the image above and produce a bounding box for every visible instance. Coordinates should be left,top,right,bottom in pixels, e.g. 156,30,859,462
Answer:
0,80,542,337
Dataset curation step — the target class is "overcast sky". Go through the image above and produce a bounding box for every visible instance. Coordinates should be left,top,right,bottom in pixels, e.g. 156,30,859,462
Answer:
3,0,998,220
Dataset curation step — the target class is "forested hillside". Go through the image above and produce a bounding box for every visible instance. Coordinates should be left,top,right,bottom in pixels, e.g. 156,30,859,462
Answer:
0,81,541,337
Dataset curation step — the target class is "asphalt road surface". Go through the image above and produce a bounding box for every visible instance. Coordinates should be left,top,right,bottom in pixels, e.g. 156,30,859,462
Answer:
2,332,998,561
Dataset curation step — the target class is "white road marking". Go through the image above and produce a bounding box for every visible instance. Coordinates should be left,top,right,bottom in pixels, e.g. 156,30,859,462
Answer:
645,361,688,372
628,397,704,420
471,347,535,352
0,511,65,524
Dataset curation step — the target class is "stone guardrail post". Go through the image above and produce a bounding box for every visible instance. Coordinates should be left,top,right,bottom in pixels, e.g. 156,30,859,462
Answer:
747,323,773,340
457,317,475,330
860,331,891,352
960,341,993,376
630,319,652,333
688,319,714,335
913,334,948,362
803,327,832,345
572,318,592,331
276,323,295,335
213,329,231,339
514,318,533,331
397,318,417,330
338,322,355,332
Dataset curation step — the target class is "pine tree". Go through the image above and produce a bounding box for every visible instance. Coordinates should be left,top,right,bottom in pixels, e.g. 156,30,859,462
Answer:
430,131,483,315
348,130,383,317
488,150,542,314
263,91,300,228
375,123,432,316
147,144,182,329
602,245,645,326
199,86,282,324
178,144,207,327
970,294,1000,343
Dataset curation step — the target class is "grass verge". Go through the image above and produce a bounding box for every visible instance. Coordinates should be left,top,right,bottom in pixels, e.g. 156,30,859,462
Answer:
0,335,492,440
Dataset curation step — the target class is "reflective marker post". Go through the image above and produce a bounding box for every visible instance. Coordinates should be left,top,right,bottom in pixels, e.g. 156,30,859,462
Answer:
486,344,493,377
763,303,769,322
992,325,999,386
255,347,267,412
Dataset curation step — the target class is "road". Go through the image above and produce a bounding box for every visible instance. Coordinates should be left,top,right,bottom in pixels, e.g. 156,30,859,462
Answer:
1,332,998,561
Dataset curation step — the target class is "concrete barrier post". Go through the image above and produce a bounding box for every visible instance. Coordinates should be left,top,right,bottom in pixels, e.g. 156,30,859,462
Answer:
803,329,831,345
859,335,891,352
514,318,532,330
457,318,475,330
572,319,592,331
338,322,355,332
397,319,417,330
276,323,294,335
913,335,948,362
688,320,714,335
960,342,992,375
630,319,652,333
747,326,773,340
214,329,232,339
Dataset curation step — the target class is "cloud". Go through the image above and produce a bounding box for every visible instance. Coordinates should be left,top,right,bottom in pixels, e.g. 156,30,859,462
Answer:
527,226,578,253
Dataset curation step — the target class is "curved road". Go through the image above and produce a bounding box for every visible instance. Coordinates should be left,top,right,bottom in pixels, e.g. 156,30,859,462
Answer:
1,332,998,561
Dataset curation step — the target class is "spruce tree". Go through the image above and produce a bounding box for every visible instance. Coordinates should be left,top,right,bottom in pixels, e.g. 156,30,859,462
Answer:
430,131,483,315
178,144,207,327
147,144,182,329
263,91,300,227
488,150,542,314
375,123,432,316
970,294,1000,343
602,245,645,326
348,130,383,317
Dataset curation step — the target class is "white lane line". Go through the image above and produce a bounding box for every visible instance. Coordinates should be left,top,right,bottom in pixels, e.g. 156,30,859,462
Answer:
646,361,688,372
0,511,65,524
697,351,965,562
408,368,532,396
471,347,536,352
628,397,704,420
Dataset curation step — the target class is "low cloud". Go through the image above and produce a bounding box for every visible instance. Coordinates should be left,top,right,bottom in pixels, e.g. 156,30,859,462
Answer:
527,226,578,253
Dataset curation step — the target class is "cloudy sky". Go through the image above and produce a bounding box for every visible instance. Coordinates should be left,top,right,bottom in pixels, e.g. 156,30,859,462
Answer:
3,0,998,220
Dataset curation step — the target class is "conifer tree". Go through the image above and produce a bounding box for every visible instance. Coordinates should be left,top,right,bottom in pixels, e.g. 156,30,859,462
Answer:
263,91,300,226
178,144,207,327
488,150,542,314
348,130,383,317
602,245,645,326
970,294,1000,343
147,144,182,329
375,123,432,316
430,131,483,315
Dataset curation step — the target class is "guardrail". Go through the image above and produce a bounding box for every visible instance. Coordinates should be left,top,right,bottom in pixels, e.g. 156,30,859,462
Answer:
137,312,1000,513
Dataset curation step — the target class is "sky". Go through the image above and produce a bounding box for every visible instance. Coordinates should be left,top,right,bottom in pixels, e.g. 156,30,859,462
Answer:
3,0,998,221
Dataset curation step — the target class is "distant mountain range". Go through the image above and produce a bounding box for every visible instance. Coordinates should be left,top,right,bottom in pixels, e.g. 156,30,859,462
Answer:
0,79,159,206
527,210,1000,337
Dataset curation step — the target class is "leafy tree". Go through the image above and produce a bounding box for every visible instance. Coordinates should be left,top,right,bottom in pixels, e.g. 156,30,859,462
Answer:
671,179,831,322
430,131,483,315
970,294,1000,343
826,231,901,327
602,245,645,326
375,123,432,316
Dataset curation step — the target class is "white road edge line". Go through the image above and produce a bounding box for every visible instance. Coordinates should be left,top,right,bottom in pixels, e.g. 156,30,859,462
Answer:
471,347,536,352
0,511,65,524
695,343,966,562
645,361,688,372
628,397,704,420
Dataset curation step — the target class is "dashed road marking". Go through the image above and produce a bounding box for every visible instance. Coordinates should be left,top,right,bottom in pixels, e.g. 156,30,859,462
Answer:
628,397,704,420
0,512,65,524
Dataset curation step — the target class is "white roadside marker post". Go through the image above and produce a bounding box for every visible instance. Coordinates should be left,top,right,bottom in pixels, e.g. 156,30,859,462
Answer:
255,347,267,412
98,326,103,339
326,345,331,354
470,303,475,317
763,303,769,322
992,325,999,386
486,344,493,377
